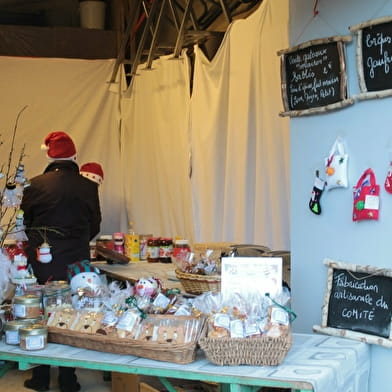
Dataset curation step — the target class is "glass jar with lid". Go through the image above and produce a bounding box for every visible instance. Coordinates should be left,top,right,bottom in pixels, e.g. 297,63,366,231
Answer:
13,294,42,319
172,239,191,263
43,282,72,318
159,238,173,263
147,237,160,262
4,319,34,345
19,324,48,351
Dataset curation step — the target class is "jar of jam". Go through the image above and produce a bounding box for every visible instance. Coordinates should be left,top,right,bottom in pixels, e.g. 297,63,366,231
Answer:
147,237,160,262
19,324,48,351
159,238,173,263
172,239,191,263
13,294,41,319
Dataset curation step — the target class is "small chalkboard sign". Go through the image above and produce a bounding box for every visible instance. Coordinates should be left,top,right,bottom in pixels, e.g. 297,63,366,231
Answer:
277,36,354,117
350,16,392,100
313,258,392,347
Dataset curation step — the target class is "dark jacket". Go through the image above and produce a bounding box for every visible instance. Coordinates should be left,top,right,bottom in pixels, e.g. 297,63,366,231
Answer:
21,160,101,284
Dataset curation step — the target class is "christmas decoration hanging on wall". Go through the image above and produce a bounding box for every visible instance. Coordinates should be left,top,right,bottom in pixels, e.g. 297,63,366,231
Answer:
352,168,380,221
324,137,348,190
309,171,325,215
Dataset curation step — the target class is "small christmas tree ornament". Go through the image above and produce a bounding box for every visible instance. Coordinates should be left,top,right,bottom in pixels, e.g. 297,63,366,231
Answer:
309,171,325,215
10,209,28,242
36,242,52,263
14,163,27,198
15,163,26,185
2,182,20,207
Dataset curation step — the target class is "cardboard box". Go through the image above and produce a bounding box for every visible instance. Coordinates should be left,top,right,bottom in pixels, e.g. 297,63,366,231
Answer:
111,372,139,392
112,373,210,392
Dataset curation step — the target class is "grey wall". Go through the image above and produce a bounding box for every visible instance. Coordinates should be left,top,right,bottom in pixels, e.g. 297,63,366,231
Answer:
289,0,392,391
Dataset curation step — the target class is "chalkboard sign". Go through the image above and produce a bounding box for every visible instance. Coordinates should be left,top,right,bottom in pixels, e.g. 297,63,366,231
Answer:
350,16,392,100
278,36,354,117
313,258,392,348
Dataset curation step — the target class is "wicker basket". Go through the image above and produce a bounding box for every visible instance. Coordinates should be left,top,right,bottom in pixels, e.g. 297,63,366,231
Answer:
199,332,292,366
48,315,205,364
175,269,221,295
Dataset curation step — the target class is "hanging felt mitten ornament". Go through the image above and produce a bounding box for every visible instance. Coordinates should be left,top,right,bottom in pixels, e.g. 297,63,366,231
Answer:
36,242,52,263
309,171,325,215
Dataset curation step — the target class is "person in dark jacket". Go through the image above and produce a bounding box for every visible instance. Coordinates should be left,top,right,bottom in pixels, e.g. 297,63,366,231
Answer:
21,131,101,392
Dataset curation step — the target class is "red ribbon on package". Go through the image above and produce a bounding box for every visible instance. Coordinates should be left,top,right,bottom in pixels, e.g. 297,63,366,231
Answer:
352,168,380,222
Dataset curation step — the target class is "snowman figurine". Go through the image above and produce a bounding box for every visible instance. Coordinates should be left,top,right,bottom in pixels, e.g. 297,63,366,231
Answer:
13,254,29,279
67,260,102,310
135,277,162,299
36,242,52,263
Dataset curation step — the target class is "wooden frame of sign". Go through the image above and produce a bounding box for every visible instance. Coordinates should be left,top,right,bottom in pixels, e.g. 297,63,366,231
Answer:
277,35,354,117
313,258,392,347
350,16,392,101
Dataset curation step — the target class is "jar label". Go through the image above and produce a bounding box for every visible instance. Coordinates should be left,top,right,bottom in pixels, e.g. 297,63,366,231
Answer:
159,245,173,258
147,246,159,259
172,247,190,260
125,234,140,261
13,304,26,318
24,335,45,350
139,238,148,260
5,330,19,345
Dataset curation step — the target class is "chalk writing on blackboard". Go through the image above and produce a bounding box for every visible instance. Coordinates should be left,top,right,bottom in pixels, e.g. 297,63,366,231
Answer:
327,268,392,338
277,36,354,117
350,16,392,100
313,258,392,348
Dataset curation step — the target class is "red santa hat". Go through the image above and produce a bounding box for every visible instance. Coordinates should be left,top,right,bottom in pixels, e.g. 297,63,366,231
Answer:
41,131,77,161
80,162,104,185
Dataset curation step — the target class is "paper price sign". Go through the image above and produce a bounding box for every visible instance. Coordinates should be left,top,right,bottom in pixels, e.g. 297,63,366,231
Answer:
221,257,282,300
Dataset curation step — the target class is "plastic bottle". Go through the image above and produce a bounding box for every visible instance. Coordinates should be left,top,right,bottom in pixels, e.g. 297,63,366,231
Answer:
124,222,140,262
113,232,125,254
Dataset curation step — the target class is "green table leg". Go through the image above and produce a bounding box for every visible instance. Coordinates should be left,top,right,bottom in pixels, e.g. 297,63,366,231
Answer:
158,376,178,392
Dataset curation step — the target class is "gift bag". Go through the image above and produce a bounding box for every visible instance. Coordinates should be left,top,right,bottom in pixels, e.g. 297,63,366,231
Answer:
384,162,392,194
325,137,348,190
352,168,380,222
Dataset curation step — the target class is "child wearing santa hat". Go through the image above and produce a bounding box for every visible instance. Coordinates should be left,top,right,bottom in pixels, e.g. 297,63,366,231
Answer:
80,162,104,185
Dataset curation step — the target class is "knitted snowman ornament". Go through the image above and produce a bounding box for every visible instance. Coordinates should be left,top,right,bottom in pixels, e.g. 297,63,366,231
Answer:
67,260,102,310
67,260,101,293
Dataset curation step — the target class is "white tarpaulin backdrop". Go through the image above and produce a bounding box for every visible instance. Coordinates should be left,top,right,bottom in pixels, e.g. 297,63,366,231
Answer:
122,0,290,249
0,0,289,250
0,57,124,237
